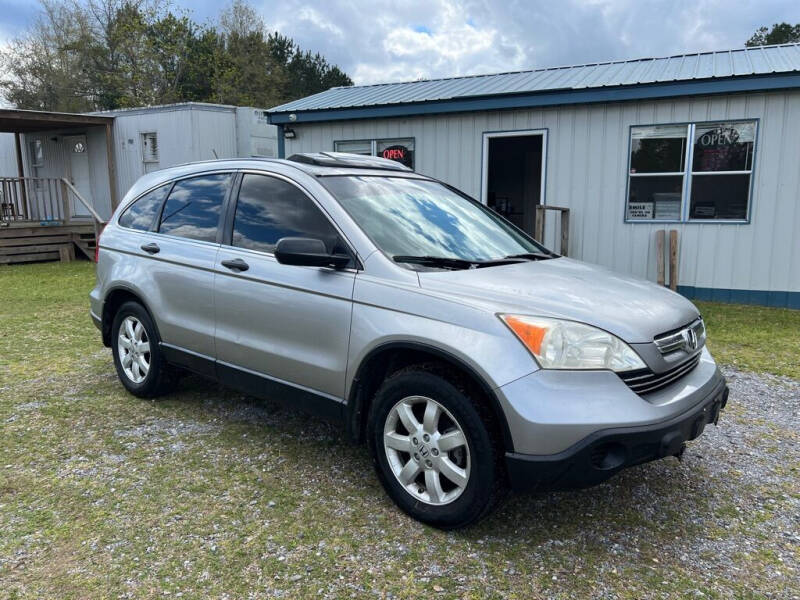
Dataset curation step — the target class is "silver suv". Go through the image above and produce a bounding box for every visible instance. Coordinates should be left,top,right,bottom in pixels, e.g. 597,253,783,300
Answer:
91,152,728,528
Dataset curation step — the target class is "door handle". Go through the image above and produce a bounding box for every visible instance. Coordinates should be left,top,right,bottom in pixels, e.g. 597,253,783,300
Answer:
221,257,249,272
140,242,160,254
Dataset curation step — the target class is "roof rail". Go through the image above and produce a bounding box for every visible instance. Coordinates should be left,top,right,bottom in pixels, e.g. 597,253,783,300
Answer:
287,152,412,172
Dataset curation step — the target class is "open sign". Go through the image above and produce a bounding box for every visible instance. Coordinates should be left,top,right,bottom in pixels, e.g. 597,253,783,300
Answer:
382,147,406,161
380,144,413,169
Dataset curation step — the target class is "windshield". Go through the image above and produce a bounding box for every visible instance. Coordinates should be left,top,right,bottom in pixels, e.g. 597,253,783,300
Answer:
321,176,550,264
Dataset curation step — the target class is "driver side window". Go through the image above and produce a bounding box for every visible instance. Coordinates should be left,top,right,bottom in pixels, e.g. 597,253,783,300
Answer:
231,174,345,256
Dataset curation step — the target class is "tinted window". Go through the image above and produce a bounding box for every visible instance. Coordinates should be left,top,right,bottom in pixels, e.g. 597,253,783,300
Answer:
232,174,342,254
158,174,230,242
118,184,170,231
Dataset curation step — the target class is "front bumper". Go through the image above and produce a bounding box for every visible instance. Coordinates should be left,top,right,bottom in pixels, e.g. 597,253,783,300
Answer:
505,376,728,491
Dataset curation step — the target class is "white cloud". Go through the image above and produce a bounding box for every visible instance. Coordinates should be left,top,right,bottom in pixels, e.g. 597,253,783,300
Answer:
252,0,798,85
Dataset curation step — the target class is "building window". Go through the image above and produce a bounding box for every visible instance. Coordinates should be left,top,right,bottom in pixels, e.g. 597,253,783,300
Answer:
29,139,44,167
141,132,159,163
626,120,756,222
334,140,372,156
334,138,415,169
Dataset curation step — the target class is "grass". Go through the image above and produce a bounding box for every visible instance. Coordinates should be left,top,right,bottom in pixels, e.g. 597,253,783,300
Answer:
696,300,800,379
0,261,798,599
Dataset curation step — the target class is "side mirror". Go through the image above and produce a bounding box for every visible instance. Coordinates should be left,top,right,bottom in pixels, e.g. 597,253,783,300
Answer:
274,237,350,269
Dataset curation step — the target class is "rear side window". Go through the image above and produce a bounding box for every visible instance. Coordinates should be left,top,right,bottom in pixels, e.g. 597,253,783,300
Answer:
118,184,170,231
232,174,343,254
158,174,231,242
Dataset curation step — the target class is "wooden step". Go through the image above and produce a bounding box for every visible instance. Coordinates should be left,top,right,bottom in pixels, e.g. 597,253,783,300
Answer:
1,251,61,264
0,221,95,265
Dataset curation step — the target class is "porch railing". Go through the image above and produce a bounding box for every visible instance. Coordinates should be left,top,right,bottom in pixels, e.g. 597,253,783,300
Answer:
1,176,104,226
1,177,70,223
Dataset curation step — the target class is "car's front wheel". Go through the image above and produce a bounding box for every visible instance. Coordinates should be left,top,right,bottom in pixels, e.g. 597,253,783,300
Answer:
111,301,176,398
368,365,505,529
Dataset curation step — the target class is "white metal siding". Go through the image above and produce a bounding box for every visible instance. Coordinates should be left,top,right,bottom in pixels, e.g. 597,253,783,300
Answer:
0,133,18,175
284,90,800,295
9,127,113,219
235,107,278,157
112,107,238,196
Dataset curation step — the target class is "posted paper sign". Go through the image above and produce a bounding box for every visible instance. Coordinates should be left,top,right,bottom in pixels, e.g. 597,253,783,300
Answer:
628,202,654,219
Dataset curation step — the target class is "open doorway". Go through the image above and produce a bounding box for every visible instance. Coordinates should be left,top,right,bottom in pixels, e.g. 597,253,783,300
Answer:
481,130,546,237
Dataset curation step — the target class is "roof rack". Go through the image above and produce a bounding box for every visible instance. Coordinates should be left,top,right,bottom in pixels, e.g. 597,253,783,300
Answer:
287,152,412,172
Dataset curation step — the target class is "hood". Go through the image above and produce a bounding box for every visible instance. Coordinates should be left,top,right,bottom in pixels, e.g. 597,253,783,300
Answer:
416,258,699,343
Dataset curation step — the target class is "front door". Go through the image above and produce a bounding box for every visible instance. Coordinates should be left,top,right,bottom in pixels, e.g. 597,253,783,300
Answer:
64,135,93,217
481,130,546,239
213,172,356,411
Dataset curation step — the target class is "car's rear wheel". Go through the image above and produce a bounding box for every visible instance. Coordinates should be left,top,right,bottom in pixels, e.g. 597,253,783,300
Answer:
368,365,505,529
111,301,176,398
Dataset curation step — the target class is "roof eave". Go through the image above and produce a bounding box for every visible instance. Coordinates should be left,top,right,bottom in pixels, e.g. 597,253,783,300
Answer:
267,73,800,124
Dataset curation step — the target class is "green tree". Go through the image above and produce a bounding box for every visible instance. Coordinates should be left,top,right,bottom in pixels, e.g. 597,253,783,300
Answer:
267,33,352,105
0,0,352,111
0,0,93,111
745,23,800,46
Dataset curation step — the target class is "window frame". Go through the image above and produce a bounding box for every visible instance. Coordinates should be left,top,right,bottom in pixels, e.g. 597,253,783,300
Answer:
29,139,44,167
333,137,416,170
220,169,361,270
624,119,758,225
141,131,159,164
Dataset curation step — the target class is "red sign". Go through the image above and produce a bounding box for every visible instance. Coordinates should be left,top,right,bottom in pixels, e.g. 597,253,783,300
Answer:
382,147,405,161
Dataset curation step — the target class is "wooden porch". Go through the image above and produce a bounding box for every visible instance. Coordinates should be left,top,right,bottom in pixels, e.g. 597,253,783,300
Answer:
1,176,104,264
0,108,115,266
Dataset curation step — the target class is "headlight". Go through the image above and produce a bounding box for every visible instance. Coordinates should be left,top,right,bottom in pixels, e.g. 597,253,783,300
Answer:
500,314,646,372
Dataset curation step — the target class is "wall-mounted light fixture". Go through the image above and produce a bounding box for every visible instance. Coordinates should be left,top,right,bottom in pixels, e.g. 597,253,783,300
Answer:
284,128,297,140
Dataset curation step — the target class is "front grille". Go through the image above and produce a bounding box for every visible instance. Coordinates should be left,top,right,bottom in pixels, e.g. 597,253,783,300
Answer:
654,318,706,355
619,353,701,395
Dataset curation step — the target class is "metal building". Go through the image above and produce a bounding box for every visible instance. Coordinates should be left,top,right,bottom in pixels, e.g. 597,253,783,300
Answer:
0,102,276,264
1,102,278,222
267,44,800,308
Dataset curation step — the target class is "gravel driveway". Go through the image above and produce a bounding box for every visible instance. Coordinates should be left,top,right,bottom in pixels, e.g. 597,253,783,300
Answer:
1,261,798,598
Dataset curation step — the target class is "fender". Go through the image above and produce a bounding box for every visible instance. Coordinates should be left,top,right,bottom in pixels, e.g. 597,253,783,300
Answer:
100,283,162,346
346,340,515,452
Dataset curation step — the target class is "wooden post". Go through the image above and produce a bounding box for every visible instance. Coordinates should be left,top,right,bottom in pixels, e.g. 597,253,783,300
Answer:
656,230,665,286
59,244,75,263
14,133,28,218
669,229,678,291
61,179,71,224
560,210,569,257
534,205,545,243
105,122,119,210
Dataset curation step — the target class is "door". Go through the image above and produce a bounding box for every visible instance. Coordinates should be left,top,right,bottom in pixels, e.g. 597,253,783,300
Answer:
481,130,546,238
64,135,93,217
141,173,231,366
213,172,356,405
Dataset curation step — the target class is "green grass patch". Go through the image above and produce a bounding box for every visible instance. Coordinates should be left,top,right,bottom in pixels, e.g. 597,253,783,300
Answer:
696,300,800,379
0,262,798,598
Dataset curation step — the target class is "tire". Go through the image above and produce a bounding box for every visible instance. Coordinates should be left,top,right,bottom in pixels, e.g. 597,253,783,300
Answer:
367,364,506,529
111,301,176,398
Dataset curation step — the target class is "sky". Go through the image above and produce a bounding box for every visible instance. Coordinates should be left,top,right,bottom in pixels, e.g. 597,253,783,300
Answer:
0,0,798,86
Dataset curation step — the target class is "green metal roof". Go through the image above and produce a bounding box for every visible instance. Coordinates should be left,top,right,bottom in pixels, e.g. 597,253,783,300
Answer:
268,44,800,123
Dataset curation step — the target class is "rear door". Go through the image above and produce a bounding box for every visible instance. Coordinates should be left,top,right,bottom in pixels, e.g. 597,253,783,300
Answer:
213,171,356,410
131,172,232,371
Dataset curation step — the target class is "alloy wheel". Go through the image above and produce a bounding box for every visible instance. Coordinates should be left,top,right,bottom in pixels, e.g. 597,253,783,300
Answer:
383,395,471,506
117,315,151,384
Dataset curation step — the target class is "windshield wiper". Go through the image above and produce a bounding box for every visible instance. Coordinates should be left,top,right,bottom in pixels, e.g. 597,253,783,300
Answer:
393,255,534,270
393,255,476,270
503,252,555,260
